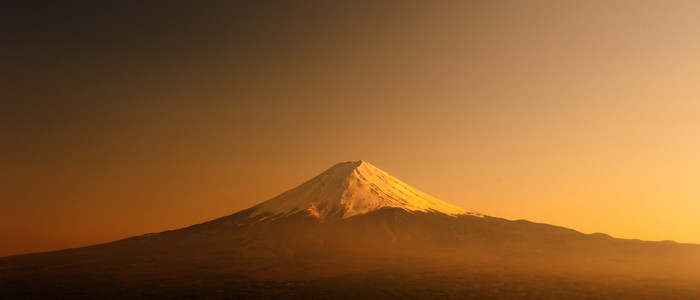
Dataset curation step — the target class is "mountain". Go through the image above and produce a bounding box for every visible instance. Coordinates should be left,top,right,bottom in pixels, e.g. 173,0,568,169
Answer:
253,160,479,220
2,161,700,299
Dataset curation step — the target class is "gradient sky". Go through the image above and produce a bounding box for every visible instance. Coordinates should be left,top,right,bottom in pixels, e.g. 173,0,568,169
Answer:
2,0,699,256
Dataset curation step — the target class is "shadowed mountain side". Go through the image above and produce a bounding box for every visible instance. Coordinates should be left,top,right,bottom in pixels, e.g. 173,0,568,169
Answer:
2,208,700,297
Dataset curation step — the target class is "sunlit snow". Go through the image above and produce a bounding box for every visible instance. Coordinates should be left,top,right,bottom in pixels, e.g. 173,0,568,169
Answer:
253,160,481,220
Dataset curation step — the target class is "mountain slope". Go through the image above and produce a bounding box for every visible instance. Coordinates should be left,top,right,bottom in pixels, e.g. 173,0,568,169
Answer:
2,160,700,298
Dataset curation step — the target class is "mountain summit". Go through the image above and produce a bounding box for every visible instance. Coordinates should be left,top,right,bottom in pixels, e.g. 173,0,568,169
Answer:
253,160,480,220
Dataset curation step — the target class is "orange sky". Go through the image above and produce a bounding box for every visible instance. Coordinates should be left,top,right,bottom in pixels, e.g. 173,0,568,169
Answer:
2,0,700,257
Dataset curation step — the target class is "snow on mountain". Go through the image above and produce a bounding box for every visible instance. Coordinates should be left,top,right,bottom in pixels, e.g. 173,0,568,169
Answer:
253,160,481,220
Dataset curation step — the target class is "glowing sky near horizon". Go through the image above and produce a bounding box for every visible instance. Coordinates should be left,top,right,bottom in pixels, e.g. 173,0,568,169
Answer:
2,0,700,256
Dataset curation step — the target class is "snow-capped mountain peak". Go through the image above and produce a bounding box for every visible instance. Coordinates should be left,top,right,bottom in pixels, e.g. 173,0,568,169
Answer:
253,160,480,220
